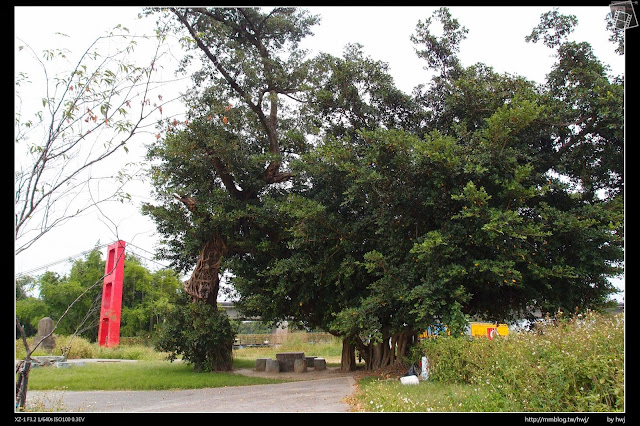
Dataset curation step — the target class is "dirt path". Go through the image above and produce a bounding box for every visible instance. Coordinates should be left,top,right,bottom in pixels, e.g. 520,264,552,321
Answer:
25,367,359,413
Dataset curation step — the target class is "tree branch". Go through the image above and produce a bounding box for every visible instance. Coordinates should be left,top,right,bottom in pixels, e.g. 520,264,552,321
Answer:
174,193,197,212
172,7,290,186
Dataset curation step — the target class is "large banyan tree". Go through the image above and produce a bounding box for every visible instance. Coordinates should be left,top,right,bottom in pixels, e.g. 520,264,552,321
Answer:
226,7,623,371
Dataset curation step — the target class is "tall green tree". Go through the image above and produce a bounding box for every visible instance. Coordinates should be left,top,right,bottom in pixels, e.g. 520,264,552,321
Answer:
142,7,321,313
406,7,623,322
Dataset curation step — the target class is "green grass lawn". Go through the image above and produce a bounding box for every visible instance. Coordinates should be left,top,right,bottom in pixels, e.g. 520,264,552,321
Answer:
19,334,343,392
25,360,287,391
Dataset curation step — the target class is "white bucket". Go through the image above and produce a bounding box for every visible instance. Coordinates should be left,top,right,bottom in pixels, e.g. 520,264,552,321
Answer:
400,375,419,385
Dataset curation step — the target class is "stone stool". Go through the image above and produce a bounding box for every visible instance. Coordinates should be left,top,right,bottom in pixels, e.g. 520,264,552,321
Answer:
255,358,269,371
305,356,316,368
294,358,307,373
314,358,326,371
265,359,280,373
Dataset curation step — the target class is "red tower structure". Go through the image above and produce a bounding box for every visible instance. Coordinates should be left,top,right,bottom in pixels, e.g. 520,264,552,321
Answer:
98,240,126,347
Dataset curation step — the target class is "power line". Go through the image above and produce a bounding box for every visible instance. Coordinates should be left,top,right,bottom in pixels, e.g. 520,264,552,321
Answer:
15,244,110,278
126,244,172,270
15,242,172,278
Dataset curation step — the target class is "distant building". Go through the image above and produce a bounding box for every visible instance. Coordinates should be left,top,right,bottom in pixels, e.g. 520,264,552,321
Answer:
218,301,240,319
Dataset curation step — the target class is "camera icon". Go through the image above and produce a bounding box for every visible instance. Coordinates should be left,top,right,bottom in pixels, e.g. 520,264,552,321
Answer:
610,1,638,29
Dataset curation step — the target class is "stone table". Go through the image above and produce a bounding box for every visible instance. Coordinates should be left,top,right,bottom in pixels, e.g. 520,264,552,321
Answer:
275,352,305,372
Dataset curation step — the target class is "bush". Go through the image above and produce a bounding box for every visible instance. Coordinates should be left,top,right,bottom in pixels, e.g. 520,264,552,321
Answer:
153,294,237,372
59,336,95,359
413,311,624,412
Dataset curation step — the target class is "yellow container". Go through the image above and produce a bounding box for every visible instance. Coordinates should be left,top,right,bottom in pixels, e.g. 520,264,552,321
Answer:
470,322,509,339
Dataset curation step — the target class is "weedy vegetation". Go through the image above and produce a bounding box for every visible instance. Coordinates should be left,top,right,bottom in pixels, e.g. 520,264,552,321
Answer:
355,311,624,412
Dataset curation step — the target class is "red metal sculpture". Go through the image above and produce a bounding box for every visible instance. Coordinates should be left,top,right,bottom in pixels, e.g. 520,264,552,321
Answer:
98,240,126,347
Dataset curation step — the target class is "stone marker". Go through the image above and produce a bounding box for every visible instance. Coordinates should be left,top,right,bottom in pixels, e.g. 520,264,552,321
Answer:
275,352,305,372
314,357,327,371
294,358,307,373
265,359,280,373
255,358,269,371
34,317,55,351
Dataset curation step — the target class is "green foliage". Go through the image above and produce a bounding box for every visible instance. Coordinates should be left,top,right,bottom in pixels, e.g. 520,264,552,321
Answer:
16,275,36,300
15,296,48,336
37,269,100,339
526,9,624,200
525,8,578,48
412,311,624,411
306,43,424,138
120,259,182,337
153,293,237,372
412,7,469,77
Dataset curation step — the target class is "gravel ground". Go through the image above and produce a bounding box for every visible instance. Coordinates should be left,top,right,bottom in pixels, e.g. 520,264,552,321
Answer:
24,366,359,413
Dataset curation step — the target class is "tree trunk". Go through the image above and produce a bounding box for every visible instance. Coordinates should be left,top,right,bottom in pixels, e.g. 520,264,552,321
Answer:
183,234,227,307
349,329,417,371
395,329,415,365
15,319,31,411
15,360,30,411
340,338,357,372
370,341,383,370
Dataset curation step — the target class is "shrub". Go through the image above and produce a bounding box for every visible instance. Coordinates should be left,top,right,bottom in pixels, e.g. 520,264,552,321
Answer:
59,336,96,359
412,311,624,412
15,335,94,359
153,293,237,372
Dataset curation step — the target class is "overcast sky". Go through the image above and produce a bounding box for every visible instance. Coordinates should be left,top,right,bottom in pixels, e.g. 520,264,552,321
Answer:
14,6,625,301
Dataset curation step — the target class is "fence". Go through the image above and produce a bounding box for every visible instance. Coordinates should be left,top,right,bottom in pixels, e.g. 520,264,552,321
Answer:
117,332,336,348
234,332,335,347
